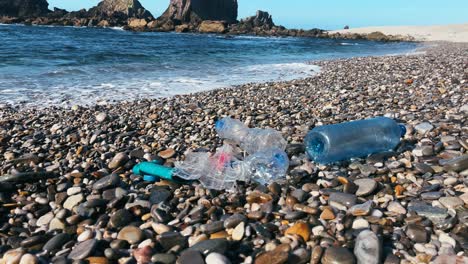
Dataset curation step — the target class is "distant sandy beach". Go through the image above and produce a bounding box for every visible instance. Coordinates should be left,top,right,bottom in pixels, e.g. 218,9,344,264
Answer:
331,23,468,42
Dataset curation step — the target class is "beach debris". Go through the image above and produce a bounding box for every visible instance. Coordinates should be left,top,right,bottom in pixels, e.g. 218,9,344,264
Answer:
304,117,406,164
133,118,289,190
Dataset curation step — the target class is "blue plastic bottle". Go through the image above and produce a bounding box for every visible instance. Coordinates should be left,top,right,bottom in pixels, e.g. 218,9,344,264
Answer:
304,117,406,164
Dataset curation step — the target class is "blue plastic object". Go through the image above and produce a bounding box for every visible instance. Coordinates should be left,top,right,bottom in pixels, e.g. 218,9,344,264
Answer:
304,117,405,164
133,162,185,183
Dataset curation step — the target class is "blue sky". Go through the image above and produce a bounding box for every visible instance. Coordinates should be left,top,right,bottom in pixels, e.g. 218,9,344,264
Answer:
48,0,468,30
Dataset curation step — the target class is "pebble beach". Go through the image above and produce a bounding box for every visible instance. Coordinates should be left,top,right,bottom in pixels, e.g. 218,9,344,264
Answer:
0,42,467,264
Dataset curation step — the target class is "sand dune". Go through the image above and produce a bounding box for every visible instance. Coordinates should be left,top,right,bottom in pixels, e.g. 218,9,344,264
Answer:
331,23,468,42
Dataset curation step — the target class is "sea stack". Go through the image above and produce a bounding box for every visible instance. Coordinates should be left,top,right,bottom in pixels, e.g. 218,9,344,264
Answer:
88,0,153,19
0,0,49,17
158,0,238,25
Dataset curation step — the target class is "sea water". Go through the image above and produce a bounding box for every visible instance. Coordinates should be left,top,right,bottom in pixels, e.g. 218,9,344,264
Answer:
0,24,419,106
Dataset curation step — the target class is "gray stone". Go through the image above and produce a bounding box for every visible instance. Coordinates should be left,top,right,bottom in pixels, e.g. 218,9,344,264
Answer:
439,197,464,209
178,250,205,264
158,232,187,251
414,122,434,134
151,253,177,264
354,179,377,196
405,224,428,243
329,192,357,209
117,226,144,244
354,230,381,264
200,221,224,234
443,155,468,172
408,203,448,223
68,239,97,260
206,252,231,264
43,233,71,252
189,239,229,254
322,247,356,264
108,152,129,169
93,174,120,190
109,209,133,228
224,213,247,229
149,188,171,204
63,193,84,210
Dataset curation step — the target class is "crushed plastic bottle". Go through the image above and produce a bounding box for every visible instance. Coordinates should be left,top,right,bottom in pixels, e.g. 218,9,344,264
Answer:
133,117,290,190
215,117,287,154
175,144,242,190
242,147,289,185
304,116,406,164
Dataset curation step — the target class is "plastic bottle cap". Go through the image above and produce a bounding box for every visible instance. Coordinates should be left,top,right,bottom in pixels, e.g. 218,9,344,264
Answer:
215,119,225,131
399,124,407,137
143,175,157,182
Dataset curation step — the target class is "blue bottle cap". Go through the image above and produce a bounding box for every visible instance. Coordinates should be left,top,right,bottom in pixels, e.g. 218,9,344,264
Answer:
399,124,407,137
215,119,225,131
143,175,157,182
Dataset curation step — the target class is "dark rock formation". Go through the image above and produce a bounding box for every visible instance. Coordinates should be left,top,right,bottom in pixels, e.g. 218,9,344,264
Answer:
240,10,274,29
0,0,49,17
158,0,238,25
88,0,153,19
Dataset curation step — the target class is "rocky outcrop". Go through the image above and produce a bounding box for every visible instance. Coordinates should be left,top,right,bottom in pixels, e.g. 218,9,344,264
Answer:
88,0,153,19
240,10,274,29
158,0,238,25
198,20,226,33
0,0,49,17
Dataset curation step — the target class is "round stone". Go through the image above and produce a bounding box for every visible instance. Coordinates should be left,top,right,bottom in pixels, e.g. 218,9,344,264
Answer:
354,179,377,196
117,226,144,244
205,252,231,264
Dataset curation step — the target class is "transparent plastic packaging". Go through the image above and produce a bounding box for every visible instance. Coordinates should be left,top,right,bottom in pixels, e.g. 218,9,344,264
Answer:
304,117,406,164
215,117,287,154
175,144,241,190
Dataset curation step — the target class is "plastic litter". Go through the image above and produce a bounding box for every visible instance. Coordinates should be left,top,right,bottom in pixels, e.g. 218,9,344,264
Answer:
304,116,406,164
132,117,290,190
215,117,287,154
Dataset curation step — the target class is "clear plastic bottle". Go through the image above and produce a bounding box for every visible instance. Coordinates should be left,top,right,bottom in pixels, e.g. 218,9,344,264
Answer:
304,117,406,164
215,117,287,154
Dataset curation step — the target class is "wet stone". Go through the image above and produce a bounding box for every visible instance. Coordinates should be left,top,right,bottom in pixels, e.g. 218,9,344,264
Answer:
109,209,132,228
420,192,441,200
329,192,357,209
43,233,71,252
408,203,448,223
108,152,129,169
358,165,377,177
414,122,433,134
158,232,187,251
285,222,311,241
414,163,434,174
354,230,381,264
443,155,468,172
68,239,97,260
200,221,224,234
178,250,205,264
206,252,231,264
406,224,428,243
290,189,307,202
223,213,247,229
387,201,406,215
92,174,120,190
189,239,229,255
151,253,177,264
149,188,171,204
254,244,290,264
439,197,464,209
349,201,373,216
354,179,377,196
322,247,356,264
117,226,144,244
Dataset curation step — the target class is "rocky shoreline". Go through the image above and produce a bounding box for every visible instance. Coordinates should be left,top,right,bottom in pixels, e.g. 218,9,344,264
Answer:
0,43,467,263
0,0,415,41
